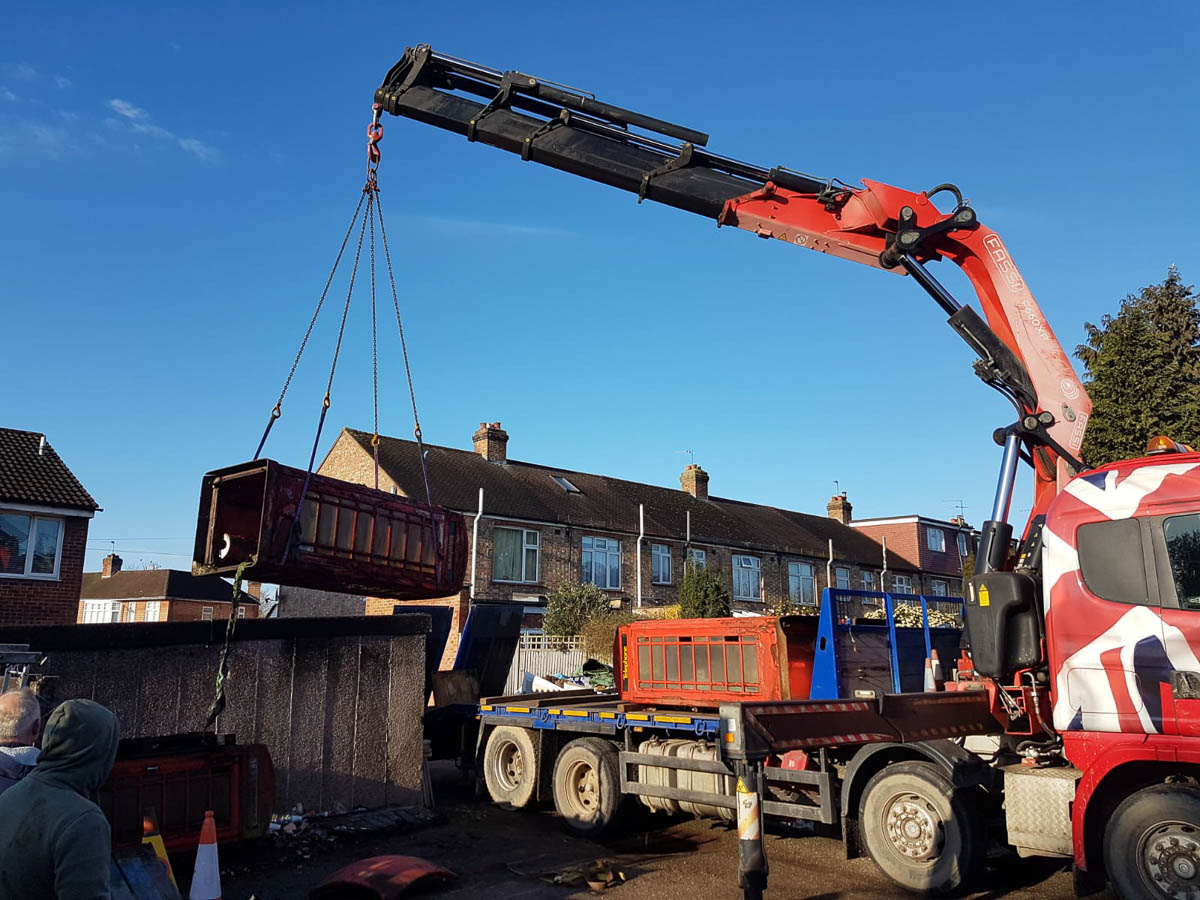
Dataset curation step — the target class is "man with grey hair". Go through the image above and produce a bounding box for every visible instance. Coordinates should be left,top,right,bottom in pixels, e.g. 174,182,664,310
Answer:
0,688,41,796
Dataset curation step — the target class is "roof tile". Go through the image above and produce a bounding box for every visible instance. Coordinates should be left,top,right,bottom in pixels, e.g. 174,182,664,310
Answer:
0,428,99,511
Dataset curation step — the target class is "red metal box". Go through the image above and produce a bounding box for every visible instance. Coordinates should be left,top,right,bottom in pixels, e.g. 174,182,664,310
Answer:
192,459,467,600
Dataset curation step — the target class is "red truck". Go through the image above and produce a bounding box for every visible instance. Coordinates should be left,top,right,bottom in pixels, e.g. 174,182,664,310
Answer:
373,46,1200,899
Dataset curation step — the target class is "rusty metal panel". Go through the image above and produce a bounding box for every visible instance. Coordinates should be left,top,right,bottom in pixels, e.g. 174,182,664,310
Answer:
192,459,467,600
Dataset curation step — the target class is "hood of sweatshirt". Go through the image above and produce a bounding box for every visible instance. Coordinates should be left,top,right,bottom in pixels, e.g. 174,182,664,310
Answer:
31,699,119,795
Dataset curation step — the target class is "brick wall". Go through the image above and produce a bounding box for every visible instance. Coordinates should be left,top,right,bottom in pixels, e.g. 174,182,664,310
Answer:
371,589,471,669
853,521,971,595
0,515,89,627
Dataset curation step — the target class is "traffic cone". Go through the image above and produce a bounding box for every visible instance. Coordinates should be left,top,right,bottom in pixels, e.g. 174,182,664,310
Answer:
923,657,937,692
142,806,177,889
188,810,221,900
930,650,945,687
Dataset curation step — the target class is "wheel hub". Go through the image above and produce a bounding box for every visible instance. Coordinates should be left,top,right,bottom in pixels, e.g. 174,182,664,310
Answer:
884,795,941,861
1143,823,1200,899
495,742,522,791
569,761,598,813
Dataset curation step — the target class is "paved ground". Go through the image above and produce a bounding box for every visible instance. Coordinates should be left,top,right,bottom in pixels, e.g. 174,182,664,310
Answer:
220,763,1113,900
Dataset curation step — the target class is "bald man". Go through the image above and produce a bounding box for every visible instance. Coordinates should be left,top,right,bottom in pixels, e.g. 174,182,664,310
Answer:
0,688,41,796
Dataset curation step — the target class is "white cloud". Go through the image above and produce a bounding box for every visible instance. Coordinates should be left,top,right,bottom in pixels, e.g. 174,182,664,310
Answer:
6,63,36,82
55,75,71,89
0,87,16,102
0,116,79,159
106,97,218,161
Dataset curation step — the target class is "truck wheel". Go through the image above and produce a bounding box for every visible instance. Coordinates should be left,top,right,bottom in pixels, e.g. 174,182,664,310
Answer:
858,761,980,895
552,737,623,837
1104,783,1200,900
483,726,539,809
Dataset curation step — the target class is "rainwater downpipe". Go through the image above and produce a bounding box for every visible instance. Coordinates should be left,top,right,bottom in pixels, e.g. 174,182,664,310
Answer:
636,504,645,608
470,488,483,600
826,539,834,592
881,536,889,593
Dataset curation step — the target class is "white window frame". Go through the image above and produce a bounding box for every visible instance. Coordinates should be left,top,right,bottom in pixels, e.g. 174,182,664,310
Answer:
931,579,949,597
787,561,816,606
201,606,214,621
124,602,137,622
145,600,161,622
926,527,946,553
957,533,969,558
732,555,762,602
892,574,913,594
651,544,672,584
688,548,706,570
237,605,247,618
861,571,875,591
834,566,851,590
492,527,540,584
582,536,621,590
0,510,66,580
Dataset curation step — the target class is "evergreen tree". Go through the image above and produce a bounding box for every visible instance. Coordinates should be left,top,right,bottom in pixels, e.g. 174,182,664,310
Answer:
678,559,732,618
1074,268,1200,466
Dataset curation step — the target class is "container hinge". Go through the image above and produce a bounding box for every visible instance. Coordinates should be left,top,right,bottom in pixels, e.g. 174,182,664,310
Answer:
638,141,694,204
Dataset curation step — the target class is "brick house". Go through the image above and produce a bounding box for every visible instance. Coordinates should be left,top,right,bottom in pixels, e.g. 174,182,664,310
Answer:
317,422,921,634
848,509,979,597
0,428,100,626
78,554,261,623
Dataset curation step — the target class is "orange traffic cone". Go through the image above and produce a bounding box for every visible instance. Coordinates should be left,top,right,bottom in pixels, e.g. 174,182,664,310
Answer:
142,807,177,889
923,657,937,692
188,810,221,900
930,649,945,687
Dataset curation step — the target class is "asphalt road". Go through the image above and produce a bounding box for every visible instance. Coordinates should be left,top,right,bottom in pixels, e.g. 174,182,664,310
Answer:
221,763,1113,900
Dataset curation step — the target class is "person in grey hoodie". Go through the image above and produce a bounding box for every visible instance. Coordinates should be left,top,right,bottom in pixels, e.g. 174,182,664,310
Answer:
0,688,41,795
0,698,120,900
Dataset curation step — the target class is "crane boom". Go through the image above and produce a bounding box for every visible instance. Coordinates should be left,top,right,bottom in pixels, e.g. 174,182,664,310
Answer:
375,45,1091,552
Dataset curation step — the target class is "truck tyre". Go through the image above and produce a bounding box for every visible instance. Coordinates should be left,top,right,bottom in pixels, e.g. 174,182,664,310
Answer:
858,761,981,895
483,726,539,809
1104,783,1200,900
552,737,623,837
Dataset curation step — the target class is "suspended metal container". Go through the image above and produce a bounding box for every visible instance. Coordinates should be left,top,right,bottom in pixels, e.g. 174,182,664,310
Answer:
192,459,467,600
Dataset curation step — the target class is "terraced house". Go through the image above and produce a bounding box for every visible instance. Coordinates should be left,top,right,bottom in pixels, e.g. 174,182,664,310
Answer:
317,422,929,629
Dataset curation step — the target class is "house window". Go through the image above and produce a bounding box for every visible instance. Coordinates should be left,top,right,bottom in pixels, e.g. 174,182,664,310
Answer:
688,548,707,570
733,556,761,601
957,533,969,558
201,606,214,621
124,602,137,622
787,562,816,606
652,544,671,584
551,475,580,493
926,527,946,553
237,606,247,618
145,601,161,622
582,536,621,589
0,511,64,579
834,566,851,590
861,571,875,591
931,579,948,596
892,574,912,593
494,527,539,583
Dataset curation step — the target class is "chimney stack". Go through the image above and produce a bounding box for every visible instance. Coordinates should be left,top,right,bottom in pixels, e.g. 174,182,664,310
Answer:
827,492,853,525
680,463,709,501
246,581,263,600
473,422,509,463
101,553,123,578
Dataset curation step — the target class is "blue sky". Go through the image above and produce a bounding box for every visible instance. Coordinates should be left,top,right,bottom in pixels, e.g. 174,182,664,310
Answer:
2,1,1197,574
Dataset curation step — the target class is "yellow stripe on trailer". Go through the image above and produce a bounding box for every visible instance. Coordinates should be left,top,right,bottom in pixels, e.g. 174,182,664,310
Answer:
546,709,561,715
626,713,650,721
506,706,530,713
562,710,590,718
599,712,617,720
480,705,494,712
654,715,693,724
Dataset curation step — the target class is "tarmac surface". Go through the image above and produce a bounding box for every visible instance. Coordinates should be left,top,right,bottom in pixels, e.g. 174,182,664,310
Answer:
220,762,1115,900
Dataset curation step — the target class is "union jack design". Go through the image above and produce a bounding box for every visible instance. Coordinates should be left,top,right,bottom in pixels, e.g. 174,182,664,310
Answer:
1043,459,1200,734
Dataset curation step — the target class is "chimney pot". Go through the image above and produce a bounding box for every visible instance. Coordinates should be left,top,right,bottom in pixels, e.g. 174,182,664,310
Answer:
473,421,509,463
680,464,709,501
101,553,123,578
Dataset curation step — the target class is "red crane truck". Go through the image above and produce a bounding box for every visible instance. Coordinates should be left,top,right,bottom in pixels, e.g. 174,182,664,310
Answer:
373,46,1200,899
